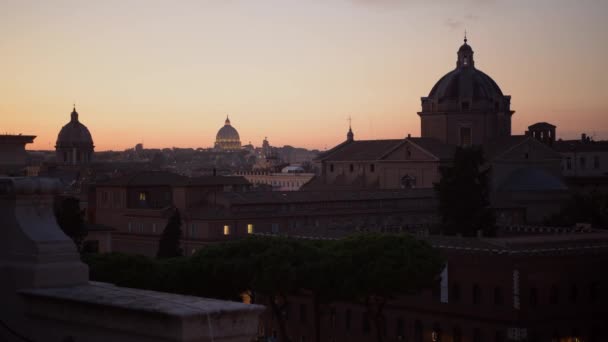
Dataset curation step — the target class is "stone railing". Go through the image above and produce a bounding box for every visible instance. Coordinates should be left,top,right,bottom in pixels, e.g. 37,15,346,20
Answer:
0,177,263,342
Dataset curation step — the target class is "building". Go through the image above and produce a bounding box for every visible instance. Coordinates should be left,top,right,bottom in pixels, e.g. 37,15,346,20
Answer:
55,105,95,164
214,116,242,151
315,37,568,223
258,227,608,342
92,170,439,256
0,134,35,175
237,167,315,191
554,134,608,193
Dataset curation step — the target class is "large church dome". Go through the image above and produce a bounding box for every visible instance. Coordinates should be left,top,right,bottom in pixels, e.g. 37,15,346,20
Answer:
214,116,241,151
56,107,94,147
427,38,504,104
55,106,94,164
418,37,514,146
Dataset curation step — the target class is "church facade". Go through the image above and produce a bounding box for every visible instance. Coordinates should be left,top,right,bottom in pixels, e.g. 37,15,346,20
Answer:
314,38,568,223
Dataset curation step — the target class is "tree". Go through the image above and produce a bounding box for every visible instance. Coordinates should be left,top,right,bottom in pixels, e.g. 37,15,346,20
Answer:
333,234,444,342
434,146,496,236
54,196,87,252
545,190,608,228
157,209,183,258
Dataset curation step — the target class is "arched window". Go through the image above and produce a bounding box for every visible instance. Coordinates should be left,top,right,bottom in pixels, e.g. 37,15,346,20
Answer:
401,175,416,189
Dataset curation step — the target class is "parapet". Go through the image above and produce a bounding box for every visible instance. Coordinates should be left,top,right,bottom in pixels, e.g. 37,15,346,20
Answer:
0,177,264,342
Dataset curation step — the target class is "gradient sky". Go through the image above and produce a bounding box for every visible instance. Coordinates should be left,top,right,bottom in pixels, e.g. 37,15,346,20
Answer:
1,0,607,151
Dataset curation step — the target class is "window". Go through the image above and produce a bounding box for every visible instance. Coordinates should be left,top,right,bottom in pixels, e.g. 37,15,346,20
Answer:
271,223,279,233
330,164,334,172
414,321,423,342
580,156,586,169
453,327,462,342
567,157,572,170
460,127,472,146
247,224,254,234
349,164,354,173
569,284,578,303
450,283,461,303
590,282,599,302
494,287,503,306
223,225,230,235
128,222,132,233
152,223,157,233
101,191,109,203
549,285,559,304
370,164,375,172
462,101,470,110
396,318,405,340
139,192,147,201
401,175,416,189
190,224,197,238
345,309,351,331
594,155,600,169
432,322,441,342
473,328,482,342
529,287,538,306
329,308,336,328
299,303,307,323
495,330,505,342
362,312,370,334
472,284,481,304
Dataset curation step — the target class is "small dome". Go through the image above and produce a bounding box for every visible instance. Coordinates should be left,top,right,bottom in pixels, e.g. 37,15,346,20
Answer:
56,107,94,147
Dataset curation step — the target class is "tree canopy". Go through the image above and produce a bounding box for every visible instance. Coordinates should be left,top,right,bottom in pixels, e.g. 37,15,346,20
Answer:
434,146,496,236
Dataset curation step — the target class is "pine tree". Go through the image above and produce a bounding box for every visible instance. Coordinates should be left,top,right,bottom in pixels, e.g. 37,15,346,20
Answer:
157,209,183,258
434,147,496,237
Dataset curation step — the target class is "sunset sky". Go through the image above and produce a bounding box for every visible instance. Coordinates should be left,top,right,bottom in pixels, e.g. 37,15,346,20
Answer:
1,0,607,151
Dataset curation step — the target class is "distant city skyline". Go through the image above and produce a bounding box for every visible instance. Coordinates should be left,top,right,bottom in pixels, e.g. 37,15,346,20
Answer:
2,0,607,151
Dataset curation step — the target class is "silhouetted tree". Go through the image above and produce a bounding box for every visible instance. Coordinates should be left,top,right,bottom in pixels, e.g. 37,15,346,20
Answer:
434,147,496,236
54,196,87,252
333,234,444,342
157,209,183,258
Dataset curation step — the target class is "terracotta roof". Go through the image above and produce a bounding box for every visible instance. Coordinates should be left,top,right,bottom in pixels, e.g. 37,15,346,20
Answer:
406,137,457,160
318,139,404,161
317,137,455,162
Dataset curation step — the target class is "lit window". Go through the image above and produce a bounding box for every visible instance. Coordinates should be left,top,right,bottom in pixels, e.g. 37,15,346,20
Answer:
460,127,472,146
223,225,230,235
139,192,146,201
247,224,254,234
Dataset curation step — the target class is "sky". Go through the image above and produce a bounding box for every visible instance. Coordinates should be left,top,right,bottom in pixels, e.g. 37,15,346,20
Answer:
1,0,607,151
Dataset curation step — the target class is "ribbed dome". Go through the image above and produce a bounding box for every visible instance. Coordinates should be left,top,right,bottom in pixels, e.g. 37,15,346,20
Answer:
56,108,94,147
216,124,240,141
214,116,241,151
428,67,504,102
